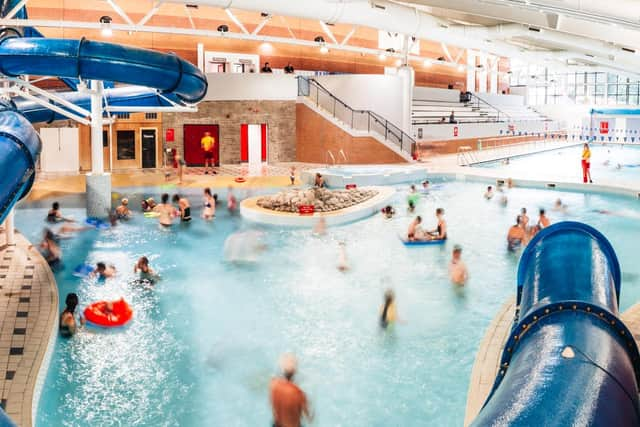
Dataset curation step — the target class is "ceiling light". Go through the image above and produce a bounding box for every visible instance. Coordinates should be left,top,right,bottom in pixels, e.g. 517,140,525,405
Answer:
320,45,329,54
379,53,387,60
395,59,402,67
99,16,112,37
457,64,465,72
423,59,432,67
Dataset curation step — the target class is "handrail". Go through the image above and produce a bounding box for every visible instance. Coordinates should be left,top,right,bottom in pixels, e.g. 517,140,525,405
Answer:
469,93,511,122
297,76,415,156
326,150,336,167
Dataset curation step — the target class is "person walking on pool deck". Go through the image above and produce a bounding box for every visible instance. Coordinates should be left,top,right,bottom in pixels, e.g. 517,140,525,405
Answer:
201,131,216,175
270,354,312,427
582,143,593,183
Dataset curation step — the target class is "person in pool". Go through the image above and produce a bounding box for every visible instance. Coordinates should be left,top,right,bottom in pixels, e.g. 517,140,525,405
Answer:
552,198,567,213
407,216,422,241
520,208,530,229
449,245,468,285
537,208,551,229
92,262,116,279
202,188,216,220
227,187,238,213
426,208,447,241
484,186,494,200
507,216,526,252
46,202,74,223
422,180,430,191
314,173,325,188
380,289,398,329
134,256,159,283
407,199,416,214
270,354,313,427
60,293,84,337
382,205,395,219
337,241,349,272
172,194,192,222
141,197,157,212
115,198,131,219
154,193,177,226
38,228,62,270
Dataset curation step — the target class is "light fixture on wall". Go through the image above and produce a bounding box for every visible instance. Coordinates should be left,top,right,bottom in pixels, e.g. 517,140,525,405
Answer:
314,36,328,54
320,45,329,54
457,64,465,72
314,35,325,43
217,24,229,33
394,58,402,67
378,52,387,60
99,16,113,37
423,59,432,67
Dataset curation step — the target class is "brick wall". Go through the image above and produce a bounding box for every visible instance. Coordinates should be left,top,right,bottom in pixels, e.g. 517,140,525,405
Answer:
162,100,296,164
296,103,407,164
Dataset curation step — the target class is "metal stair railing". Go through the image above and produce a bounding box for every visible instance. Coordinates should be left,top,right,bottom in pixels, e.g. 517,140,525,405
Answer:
298,76,415,157
468,93,511,123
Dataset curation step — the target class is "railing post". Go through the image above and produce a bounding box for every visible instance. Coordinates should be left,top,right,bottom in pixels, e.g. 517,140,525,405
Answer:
385,120,388,140
368,114,370,132
316,84,319,105
351,111,354,129
333,98,336,117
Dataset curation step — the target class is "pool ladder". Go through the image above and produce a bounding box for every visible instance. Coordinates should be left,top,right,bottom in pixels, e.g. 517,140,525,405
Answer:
326,149,349,167
457,146,478,166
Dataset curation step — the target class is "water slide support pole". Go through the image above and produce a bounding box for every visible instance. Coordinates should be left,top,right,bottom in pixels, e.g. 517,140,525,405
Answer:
3,209,15,246
86,80,111,218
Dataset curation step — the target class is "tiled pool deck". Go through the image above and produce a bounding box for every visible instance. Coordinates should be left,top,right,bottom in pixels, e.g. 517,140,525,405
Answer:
0,231,58,427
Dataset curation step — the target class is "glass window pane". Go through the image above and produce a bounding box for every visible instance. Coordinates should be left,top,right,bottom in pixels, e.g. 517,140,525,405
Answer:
117,130,135,160
596,73,607,84
586,73,596,84
608,73,618,84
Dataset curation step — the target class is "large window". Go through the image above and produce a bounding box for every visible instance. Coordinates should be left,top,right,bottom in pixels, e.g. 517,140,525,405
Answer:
116,130,135,160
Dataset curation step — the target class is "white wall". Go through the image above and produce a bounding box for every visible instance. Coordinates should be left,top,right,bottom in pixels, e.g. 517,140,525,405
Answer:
413,86,459,103
204,73,298,101
315,74,405,129
40,128,79,173
413,120,562,141
474,93,525,107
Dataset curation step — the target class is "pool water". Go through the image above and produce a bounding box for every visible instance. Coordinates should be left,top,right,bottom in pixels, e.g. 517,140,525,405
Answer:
474,144,640,187
16,181,640,427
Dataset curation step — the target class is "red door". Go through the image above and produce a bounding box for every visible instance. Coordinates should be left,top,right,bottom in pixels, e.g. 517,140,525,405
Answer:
183,124,219,166
240,123,268,162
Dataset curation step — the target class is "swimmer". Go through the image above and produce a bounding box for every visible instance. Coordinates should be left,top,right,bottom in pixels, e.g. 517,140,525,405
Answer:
59,293,84,337
92,262,116,279
115,198,131,219
537,208,551,229
270,354,313,427
314,173,325,188
379,289,398,329
520,208,530,229
46,202,74,223
202,188,216,220
409,184,417,194
507,216,526,252
38,228,62,270
382,205,395,219
134,256,159,283
141,197,157,212
312,217,327,236
449,245,469,285
337,241,349,272
507,178,514,189
499,194,508,207
172,194,192,222
484,186,494,200
502,157,510,165
407,216,422,241
422,180,430,190
289,166,296,185
426,208,447,241
227,187,238,213
154,193,176,227
552,198,567,213
407,199,416,213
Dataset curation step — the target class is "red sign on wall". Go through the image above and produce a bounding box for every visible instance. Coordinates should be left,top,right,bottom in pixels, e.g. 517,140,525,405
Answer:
600,121,609,134
165,128,175,142
453,126,459,137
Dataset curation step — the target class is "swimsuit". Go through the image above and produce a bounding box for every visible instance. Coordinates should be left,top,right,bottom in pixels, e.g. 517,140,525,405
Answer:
182,207,192,222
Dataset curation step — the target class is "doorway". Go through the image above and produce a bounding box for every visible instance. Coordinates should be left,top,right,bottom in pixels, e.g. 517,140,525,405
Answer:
141,128,157,168
183,124,220,166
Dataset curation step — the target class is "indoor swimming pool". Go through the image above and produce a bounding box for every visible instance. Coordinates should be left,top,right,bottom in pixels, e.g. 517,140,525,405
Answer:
16,181,640,427
473,144,640,187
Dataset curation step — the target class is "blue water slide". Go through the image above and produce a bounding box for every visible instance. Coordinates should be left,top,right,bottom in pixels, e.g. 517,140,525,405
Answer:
0,34,208,224
472,222,640,426
0,100,41,222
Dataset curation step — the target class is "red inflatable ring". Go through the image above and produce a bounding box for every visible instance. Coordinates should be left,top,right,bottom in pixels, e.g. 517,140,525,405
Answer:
84,298,133,328
234,177,246,183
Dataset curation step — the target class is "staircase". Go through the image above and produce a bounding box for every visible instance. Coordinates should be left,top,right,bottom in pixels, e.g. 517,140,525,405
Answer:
297,76,415,162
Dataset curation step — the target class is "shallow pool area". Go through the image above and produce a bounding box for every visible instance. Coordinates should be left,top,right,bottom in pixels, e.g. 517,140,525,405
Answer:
473,144,640,187
302,165,428,187
15,181,640,427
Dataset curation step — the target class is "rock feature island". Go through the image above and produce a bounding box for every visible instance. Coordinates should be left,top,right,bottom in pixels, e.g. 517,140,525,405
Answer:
256,187,378,213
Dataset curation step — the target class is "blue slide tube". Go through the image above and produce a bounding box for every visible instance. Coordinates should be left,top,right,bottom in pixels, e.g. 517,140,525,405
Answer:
0,37,208,224
472,222,640,426
0,37,208,103
0,100,41,221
